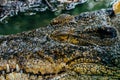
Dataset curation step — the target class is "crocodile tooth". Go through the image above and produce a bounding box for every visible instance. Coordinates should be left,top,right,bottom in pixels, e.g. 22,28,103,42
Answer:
16,64,20,72
10,72,15,79
28,73,30,77
2,71,5,75
1,58,3,60
6,64,10,72
0,75,5,80
20,70,23,74
11,69,14,72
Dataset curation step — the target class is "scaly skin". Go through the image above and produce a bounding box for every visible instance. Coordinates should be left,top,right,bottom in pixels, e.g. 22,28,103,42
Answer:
0,8,120,80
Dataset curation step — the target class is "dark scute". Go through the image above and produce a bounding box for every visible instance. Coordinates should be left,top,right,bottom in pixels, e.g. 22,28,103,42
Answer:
97,27,117,39
106,8,116,18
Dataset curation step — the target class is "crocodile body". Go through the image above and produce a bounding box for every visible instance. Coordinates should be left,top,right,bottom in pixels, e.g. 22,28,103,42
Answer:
0,8,120,80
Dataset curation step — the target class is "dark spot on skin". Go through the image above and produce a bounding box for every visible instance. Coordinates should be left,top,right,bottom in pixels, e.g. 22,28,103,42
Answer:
84,27,117,39
97,27,117,39
106,8,116,18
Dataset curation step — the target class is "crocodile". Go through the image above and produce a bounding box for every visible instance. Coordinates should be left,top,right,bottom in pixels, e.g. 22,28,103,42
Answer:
0,8,119,80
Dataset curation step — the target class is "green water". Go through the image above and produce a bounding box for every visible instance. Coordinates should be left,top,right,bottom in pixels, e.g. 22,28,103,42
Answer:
0,0,112,35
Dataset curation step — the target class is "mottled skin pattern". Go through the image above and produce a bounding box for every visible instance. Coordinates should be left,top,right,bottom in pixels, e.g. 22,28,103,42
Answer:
0,8,120,80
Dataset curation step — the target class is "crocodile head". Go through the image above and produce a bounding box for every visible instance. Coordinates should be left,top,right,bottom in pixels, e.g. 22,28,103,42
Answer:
49,19,120,79
0,9,120,80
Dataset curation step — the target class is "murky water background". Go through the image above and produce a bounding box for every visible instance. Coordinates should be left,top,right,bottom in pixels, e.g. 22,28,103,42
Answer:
0,0,113,35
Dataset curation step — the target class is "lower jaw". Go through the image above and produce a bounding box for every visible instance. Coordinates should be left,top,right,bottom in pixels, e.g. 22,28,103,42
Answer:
0,58,119,80
1,70,119,80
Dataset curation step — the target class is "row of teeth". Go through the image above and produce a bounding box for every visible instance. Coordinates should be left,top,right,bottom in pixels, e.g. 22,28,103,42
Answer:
7,64,20,72
0,64,22,75
1,69,23,75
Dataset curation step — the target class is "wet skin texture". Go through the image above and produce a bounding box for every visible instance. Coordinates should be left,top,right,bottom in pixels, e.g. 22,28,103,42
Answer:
0,8,120,80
